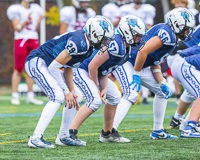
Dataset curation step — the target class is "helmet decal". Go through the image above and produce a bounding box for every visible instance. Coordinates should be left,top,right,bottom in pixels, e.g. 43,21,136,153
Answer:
98,20,109,32
127,19,141,29
181,11,190,22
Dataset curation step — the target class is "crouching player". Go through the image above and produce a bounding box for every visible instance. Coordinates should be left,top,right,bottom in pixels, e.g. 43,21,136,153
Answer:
59,15,147,146
112,8,195,139
167,45,200,138
25,16,114,148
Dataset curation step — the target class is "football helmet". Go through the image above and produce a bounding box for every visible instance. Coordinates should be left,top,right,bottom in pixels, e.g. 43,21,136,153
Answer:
84,16,115,49
167,8,195,40
72,0,90,9
117,15,147,49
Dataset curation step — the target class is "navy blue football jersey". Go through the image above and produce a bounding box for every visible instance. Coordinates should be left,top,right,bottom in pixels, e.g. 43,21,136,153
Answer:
80,34,131,77
179,45,200,71
26,30,93,68
183,25,200,47
129,23,177,68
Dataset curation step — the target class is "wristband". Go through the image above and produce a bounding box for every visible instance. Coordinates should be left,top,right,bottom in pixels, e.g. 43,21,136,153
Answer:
152,69,161,73
133,70,140,76
17,24,22,31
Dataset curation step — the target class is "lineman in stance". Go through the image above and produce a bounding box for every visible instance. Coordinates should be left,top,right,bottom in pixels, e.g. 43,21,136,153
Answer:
112,8,195,139
63,15,147,145
25,16,114,148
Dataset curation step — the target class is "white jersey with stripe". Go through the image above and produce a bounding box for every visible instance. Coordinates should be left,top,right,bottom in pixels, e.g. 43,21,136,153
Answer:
7,3,44,40
60,6,96,32
120,3,156,26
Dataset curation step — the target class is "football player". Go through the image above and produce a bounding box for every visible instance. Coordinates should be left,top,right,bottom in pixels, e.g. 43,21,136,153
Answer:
112,8,195,139
167,45,200,138
7,0,44,105
59,0,96,34
25,16,114,148
169,24,200,130
60,15,147,146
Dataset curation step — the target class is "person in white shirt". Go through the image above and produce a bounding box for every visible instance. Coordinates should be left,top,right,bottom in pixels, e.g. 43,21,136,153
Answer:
164,0,198,23
101,0,127,28
120,0,156,30
59,0,96,34
7,0,44,105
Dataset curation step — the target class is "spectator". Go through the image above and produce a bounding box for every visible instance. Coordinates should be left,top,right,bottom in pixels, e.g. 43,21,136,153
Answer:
59,0,96,34
120,0,156,30
7,0,44,105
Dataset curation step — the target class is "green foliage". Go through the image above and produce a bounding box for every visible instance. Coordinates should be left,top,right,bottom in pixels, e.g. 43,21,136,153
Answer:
46,6,60,26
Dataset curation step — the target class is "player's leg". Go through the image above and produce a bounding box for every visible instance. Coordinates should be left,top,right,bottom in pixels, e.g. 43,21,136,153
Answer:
56,82,83,146
26,39,43,105
112,62,139,130
25,57,65,148
11,39,26,105
170,89,194,129
64,68,102,146
99,79,130,143
140,67,178,139
171,59,200,138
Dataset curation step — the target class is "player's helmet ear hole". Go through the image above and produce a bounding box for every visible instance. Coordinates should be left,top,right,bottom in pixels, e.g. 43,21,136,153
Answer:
94,33,97,38
125,31,129,35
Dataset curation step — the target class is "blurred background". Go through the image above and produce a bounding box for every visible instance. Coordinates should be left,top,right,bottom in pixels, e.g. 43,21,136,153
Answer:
0,0,199,85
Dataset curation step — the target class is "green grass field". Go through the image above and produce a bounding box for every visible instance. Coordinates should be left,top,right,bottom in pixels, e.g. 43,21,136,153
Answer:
0,96,200,160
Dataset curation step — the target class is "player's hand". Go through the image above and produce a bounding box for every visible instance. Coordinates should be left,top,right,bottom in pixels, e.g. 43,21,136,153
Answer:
64,92,78,109
129,74,141,92
71,91,80,111
159,81,172,99
100,89,107,104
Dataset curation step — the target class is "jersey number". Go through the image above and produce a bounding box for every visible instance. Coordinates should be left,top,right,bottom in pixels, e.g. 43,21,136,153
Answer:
66,43,75,53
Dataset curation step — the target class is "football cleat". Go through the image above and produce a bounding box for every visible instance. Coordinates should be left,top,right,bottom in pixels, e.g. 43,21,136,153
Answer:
150,129,178,139
99,128,130,143
27,136,56,148
27,98,43,105
55,134,86,146
179,118,187,131
169,116,181,129
180,125,200,138
11,98,20,105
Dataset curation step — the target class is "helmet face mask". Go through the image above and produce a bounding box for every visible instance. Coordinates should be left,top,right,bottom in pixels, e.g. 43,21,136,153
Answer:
167,8,195,41
117,15,147,50
84,16,115,50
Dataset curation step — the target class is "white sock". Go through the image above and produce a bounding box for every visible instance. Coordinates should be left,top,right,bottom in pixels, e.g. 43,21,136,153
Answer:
113,99,132,129
27,92,34,100
153,95,167,130
12,92,19,99
33,101,61,138
184,109,191,123
59,104,76,138
174,110,184,120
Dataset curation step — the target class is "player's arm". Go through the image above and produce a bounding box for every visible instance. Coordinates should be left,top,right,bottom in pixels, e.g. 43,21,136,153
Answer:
99,75,108,104
134,36,163,72
151,65,172,99
60,22,68,35
36,15,45,31
88,46,110,88
150,65,164,83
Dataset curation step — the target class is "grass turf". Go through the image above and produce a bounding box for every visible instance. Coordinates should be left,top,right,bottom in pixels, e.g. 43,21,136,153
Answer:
0,97,199,160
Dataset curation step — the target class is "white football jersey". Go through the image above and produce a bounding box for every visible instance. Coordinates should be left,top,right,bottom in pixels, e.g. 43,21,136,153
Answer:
164,8,199,23
120,3,156,25
101,3,121,25
60,6,96,32
7,3,44,40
